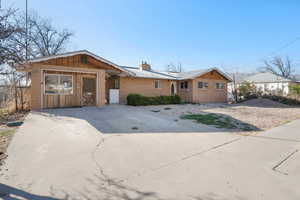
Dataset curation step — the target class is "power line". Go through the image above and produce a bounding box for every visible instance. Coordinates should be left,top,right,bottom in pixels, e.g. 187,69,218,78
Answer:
267,36,300,57
241,35,300,70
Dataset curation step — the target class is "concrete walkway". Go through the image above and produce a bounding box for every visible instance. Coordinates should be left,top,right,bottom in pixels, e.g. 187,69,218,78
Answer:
0,108,299,200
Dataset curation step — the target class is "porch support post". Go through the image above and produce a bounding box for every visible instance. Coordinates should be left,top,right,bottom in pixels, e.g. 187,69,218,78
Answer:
96,70,106,107
31,67,43,110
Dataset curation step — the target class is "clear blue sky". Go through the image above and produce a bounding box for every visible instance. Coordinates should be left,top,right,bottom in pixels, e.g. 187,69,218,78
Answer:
7,0,300,73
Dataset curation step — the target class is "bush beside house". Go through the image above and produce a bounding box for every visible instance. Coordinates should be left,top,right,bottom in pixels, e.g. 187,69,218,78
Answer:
238,81,257,99
127,94,181,106
263,95,300,106
289,84,300,100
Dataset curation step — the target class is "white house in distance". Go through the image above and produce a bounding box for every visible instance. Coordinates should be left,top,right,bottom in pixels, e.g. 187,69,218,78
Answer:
244,72,296,95
228,72,300,100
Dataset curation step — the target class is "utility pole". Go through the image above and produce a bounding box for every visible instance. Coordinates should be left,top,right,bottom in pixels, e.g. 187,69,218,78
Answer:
25,0,28,61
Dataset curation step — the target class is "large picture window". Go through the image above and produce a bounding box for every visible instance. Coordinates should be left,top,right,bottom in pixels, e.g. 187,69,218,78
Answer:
45,74,73,95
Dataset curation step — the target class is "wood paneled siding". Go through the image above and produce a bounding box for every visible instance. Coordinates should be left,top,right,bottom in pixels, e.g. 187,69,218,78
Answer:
35,54,121,72
30,63,106,110
28,54,114,109
42,71,97,108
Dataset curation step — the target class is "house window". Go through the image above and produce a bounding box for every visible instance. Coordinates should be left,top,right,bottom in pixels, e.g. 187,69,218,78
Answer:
181,81,188,89
198,82,208,89
45,75,59,94
155,80,160,88
45,74,73,95
216,82,225,89
180,82,184,89
113,79,120,89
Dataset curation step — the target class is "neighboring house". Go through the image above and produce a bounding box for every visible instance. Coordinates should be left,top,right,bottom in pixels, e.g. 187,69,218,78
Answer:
228,72,300,99
18,50,232,109
293,74,300,82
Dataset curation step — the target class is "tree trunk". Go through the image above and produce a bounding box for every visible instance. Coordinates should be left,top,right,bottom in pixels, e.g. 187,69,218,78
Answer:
14,85,18,112
20,87,24,111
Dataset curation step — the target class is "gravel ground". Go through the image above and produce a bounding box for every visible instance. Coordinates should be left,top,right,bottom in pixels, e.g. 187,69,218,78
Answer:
141,98,300,130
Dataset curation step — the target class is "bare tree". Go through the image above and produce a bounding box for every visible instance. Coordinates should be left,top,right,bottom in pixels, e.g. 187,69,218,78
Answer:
165,62,183,72
1,11,73,64
0,7,73,111
262,56,294,78
0,7,19,65
27,13,73,57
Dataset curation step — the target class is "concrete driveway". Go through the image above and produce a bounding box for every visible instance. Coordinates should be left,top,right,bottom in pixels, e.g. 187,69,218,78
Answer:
0,105,299,200
41,105,223,133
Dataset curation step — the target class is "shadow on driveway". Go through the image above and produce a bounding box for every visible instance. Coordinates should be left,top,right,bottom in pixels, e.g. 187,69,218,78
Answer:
0,184,59,200
0,181,247,200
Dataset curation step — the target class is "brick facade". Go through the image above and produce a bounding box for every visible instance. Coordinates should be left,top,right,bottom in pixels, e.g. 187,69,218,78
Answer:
119,77,172,104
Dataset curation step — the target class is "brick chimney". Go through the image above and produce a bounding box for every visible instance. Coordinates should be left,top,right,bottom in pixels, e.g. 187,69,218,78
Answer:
139,61,151,71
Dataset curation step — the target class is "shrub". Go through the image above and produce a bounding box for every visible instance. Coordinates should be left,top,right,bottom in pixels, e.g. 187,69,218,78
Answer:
127,94,148,106
263,94,300,106
127,94,181,106
238,81,256,100
289,84,300,99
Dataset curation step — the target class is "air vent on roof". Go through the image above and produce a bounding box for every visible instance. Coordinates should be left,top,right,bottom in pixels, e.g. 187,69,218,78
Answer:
81,55,88,64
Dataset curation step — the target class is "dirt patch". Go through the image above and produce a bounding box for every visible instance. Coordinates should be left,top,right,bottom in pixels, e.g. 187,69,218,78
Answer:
0,128,16,166
0,111,27,125
0,111,28,166
140,99,300,131
205,99,300,130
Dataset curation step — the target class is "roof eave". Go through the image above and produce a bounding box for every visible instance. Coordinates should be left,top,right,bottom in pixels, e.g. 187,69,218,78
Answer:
133,76,178,80
21,50,135,76
182,67,233,81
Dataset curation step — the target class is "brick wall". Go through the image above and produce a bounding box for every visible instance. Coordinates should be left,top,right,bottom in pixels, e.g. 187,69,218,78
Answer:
119,77,171,104
192,77,228,103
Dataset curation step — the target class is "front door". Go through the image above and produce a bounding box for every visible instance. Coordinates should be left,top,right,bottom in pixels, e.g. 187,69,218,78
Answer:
82,77,96,106
171,82,177,95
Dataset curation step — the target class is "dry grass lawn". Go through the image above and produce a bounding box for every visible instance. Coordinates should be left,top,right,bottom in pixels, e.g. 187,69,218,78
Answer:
205,99,300,130
142,98,300,131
